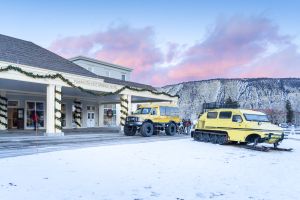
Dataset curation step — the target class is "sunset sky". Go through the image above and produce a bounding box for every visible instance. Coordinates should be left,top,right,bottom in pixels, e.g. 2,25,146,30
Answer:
1,0,300,86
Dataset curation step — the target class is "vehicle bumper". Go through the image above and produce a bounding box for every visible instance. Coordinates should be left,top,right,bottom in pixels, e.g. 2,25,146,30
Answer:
125,122,143,127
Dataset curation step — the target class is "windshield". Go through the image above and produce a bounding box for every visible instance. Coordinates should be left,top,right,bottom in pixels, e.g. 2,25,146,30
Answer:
134,108,152,115
244,114,270,122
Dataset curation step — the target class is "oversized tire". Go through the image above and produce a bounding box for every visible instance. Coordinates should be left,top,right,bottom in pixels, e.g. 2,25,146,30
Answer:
141,122,154,137
165,123,177,136
124,125,137,136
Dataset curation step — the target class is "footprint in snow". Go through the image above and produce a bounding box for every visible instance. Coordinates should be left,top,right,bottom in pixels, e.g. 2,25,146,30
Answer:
9,182,17,186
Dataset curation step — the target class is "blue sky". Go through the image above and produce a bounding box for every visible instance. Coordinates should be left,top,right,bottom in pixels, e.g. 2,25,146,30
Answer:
1,0,300,85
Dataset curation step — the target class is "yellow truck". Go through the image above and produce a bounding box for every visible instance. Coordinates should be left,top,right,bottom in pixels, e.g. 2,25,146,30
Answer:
124,104,181,137
191,109,291,151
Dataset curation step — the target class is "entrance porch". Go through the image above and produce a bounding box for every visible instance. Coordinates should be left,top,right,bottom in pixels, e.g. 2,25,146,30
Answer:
0,65,177,136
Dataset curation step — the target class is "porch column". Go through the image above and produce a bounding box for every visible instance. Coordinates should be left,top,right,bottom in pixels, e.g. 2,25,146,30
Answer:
46,84,55,135
120,94,132,126
0,91,8,130
46,84,64,136
73,100,82,128
54,86,63,135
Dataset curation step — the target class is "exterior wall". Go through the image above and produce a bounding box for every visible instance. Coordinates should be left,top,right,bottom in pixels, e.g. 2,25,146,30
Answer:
5,93,102,130
73,60,131,81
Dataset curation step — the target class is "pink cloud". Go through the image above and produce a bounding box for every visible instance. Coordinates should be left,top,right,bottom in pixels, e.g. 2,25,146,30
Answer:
49,16,300,87
49,26,163,83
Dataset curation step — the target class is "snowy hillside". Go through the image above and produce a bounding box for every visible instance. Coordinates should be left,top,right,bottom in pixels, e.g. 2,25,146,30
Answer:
0,138,299,200
160,78,300,122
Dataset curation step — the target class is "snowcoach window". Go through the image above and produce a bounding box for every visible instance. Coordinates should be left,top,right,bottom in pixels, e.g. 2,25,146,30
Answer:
219,112,232,119
244,114,270,122
207,112,218,119
232,115,243,123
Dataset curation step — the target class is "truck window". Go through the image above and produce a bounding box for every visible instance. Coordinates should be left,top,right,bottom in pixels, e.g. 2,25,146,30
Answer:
160,107,166,116
219,111,232,119
207,112,218,119
151,108,157,115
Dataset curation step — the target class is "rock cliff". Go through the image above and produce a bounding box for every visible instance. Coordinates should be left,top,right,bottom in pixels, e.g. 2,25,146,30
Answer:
161,78,300,124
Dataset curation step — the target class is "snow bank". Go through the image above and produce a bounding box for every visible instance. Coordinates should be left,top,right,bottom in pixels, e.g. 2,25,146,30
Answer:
0,138,299,200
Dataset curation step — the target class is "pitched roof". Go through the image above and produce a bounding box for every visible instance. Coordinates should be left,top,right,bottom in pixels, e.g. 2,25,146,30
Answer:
0,34,98,78
0,34,156,91
70,56,133,72
96,75,156,91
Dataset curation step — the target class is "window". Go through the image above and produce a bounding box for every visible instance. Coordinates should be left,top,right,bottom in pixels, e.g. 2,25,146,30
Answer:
219,111,232,119
134,108,152,114
160,106,166,116
151,108,157,115
8,101,19,108
207,112,218,119
122,74,126,81
244,114,270,122
232,115,243,123
87,106,96,111
103,104,116,126
105,71,110,77
26,101,45,128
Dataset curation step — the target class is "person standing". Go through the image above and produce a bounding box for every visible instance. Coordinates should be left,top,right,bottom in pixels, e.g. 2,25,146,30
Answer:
32,112,39,131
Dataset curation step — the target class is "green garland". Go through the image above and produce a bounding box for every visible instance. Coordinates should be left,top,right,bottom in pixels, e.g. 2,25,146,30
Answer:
0,96,8,128
0,65,179,98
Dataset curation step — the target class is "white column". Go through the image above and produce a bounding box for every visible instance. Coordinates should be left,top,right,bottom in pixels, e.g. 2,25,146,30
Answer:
0,91,8,130
99,104,104,126
120,94,132,127
128,95,132,115
46,84,55,135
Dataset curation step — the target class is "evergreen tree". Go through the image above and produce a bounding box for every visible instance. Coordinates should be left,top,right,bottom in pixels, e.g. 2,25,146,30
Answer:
286,100,294,123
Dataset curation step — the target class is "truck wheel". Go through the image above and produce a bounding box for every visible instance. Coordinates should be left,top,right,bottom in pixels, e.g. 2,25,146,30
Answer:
166,123,177,136
141,122,154,137
124,125,137,136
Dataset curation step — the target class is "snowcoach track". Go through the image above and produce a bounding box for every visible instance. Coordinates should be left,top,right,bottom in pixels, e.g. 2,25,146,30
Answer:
192,130,293,152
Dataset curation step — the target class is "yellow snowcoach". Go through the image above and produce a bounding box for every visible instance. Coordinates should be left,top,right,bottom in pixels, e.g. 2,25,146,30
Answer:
191,109,291,151
124,104,181,137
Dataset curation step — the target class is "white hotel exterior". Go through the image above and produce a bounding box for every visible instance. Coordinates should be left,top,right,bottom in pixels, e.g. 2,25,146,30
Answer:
0,34,178,135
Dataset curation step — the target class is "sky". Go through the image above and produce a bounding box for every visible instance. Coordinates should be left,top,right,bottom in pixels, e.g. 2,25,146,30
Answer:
1,0,300,86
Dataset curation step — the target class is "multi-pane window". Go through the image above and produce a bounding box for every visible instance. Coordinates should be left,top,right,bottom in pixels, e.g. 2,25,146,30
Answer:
103,104,116,126
26,101,45,128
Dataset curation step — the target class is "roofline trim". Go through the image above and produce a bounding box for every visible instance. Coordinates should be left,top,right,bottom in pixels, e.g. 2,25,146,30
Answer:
69,56,134,72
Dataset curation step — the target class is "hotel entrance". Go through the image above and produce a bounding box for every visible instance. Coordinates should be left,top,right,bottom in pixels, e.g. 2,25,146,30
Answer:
7,101,25,130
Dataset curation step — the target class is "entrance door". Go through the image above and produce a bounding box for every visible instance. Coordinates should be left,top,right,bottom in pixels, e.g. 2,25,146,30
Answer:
87,112,95,127
8,108,18,129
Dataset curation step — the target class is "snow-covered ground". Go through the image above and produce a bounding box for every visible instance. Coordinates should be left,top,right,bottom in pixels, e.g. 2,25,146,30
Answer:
0,138,299,200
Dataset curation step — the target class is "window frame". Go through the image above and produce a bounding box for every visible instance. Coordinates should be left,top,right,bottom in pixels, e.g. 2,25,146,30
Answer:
219,111,232,119
207,112,218,119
